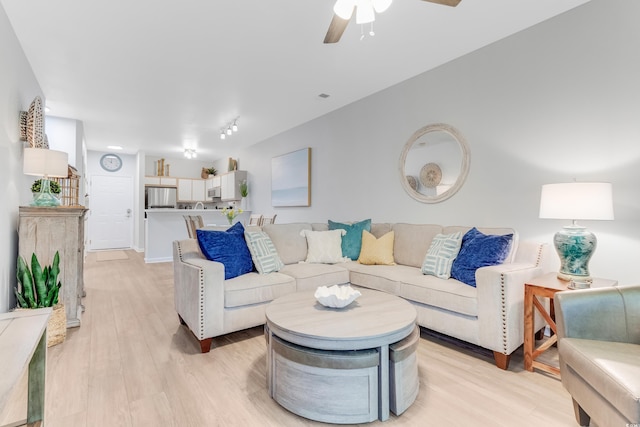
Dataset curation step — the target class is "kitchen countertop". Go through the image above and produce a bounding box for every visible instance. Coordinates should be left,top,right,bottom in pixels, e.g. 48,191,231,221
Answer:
144,209,252,263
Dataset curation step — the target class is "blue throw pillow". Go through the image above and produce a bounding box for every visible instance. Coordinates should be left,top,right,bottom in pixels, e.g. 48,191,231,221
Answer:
450,227,513,287
197,222,253,280
328,219,372,260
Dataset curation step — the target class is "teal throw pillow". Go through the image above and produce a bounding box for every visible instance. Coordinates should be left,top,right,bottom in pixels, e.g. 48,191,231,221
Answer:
244,230,284,274
421,231,463,279
197,222,253,280
328,219,372,260
451,228,513,287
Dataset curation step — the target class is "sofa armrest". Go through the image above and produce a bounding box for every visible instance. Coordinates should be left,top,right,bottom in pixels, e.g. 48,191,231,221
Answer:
173,240,225,340
555,286,639,343
475,263,544,355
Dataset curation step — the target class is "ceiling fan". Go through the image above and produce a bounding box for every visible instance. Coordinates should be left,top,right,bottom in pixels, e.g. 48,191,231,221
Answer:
324,0,462,44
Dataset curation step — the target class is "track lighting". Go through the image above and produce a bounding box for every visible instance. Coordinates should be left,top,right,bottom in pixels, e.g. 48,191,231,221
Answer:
184,148,197,159
220,117,239,140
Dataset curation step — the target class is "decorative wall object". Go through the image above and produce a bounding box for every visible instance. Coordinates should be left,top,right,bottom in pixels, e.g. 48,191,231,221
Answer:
398,123,470,204
19,96,47,148
271,147,311,207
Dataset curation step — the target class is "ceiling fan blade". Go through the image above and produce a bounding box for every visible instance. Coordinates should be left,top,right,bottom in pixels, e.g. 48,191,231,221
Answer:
421,0,462,7
324,14,351,44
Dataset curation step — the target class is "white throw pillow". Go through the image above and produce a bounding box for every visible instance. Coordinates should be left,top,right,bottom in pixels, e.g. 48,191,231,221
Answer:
299,229,349,264
421,231,463,279
244,230,284,274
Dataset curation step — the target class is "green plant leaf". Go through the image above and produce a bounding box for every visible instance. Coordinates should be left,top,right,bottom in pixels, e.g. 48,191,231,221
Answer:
50,251,60,285
17,256,37,308
43,281,60,307
14,288,27,308
31,253,47,307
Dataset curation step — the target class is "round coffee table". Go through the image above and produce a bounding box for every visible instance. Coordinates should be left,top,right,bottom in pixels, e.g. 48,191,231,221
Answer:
265,288,417,423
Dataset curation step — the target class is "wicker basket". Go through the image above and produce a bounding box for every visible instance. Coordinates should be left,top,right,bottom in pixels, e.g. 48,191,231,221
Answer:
47,303,67,347
15,303,66,347
52,176,80,206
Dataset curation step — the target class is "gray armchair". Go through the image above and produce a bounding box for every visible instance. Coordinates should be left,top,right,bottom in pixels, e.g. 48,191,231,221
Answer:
554,285,640,427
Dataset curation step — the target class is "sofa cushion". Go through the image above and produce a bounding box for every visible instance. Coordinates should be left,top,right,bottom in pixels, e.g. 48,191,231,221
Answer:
262,223,312,265
559,338,640,422
443,226,518,263
399,270,478,317
451,228,513,287
330,219,371,259
370,223,392,238
300,229,349,264
279,263,350,292
244,230,284,274
328,219,371,260
224,271,296,308
392,224,443,268
346,263,402,295
196,222,253,280
358,230,395,265
421,231,463,279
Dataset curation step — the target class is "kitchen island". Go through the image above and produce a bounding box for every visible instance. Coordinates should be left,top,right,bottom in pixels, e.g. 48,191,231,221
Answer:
144,209,252,263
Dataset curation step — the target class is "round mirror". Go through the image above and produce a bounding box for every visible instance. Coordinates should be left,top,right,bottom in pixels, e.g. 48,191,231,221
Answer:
398,123,470,203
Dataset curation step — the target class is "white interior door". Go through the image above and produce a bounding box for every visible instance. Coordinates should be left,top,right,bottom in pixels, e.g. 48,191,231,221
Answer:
89,175,133,250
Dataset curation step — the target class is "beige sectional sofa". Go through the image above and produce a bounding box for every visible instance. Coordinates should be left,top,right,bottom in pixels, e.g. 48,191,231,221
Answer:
173,222,549,369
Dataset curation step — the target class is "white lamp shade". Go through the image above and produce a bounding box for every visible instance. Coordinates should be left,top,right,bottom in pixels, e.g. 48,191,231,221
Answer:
539,182,614,221
23,148,68,178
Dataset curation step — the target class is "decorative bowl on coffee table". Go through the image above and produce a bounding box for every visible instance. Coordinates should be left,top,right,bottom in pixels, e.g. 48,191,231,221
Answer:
314,284,361,308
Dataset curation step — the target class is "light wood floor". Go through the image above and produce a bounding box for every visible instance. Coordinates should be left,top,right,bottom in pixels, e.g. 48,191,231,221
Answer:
1,250,580,427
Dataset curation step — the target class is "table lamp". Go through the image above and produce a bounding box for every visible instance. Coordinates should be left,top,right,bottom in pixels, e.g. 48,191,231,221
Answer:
539,182,614,281
23,147,69,207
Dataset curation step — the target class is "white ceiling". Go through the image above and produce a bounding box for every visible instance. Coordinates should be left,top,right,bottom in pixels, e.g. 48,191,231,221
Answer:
2,0,591,160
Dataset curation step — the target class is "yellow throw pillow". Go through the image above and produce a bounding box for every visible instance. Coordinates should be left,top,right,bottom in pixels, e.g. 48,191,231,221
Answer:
358,230,395,265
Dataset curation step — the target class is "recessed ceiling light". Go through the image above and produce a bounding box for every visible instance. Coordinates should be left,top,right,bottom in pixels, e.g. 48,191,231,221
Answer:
107,145,123,150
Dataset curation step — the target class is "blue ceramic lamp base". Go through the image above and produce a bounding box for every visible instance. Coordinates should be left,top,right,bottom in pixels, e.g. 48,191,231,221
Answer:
553,225,597,281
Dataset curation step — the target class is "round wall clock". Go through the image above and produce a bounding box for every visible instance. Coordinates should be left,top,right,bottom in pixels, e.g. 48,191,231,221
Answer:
100,153,123,172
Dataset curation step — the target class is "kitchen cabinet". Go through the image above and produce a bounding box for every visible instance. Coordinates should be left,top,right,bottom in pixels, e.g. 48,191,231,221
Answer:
206,175,221,191
221,170,247,201
192,179,206,201
177,178,207,202
144,176,177,186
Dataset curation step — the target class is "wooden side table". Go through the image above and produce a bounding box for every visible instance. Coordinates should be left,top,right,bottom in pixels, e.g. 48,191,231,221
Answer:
0,308,51,426
523,273,617,376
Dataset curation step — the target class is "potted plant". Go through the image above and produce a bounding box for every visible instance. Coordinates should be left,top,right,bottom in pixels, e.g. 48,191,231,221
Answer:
15,251,66,347
240,180,248,210
201,167,217,179
221,206,243,225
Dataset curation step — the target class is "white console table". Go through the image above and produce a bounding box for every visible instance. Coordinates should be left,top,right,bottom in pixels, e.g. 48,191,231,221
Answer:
0,308,51,427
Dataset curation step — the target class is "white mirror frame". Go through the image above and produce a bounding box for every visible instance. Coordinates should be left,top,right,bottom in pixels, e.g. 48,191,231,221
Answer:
398,123,470,204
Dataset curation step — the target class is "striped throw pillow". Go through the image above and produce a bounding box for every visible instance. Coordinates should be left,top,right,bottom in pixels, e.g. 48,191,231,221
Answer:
421,232,463,279
244,230,284,274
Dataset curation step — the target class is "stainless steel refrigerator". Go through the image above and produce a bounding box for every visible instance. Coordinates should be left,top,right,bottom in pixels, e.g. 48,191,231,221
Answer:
145,186,177,209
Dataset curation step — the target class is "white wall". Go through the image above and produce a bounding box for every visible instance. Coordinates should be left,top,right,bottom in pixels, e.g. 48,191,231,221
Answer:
45,116,77,167
0,5,45,312
234,0,640,285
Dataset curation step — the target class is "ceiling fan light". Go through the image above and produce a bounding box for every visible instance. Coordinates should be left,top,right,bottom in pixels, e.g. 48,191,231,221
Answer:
333,0,355,19
355,1,375,24
372,0,392,13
